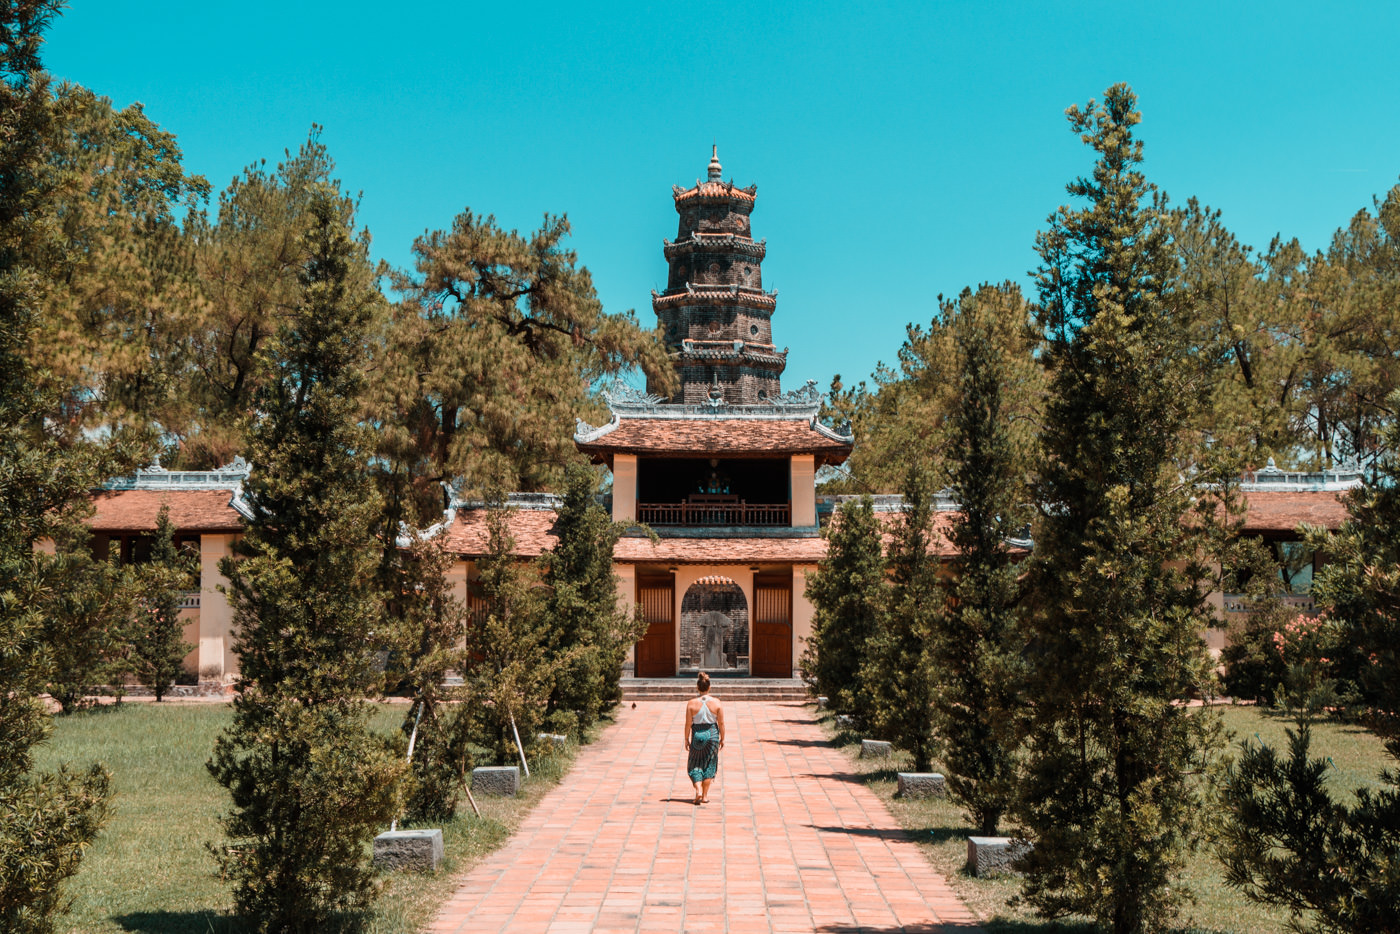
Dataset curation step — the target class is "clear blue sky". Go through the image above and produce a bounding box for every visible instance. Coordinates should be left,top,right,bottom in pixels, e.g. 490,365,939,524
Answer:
44,0,1400,394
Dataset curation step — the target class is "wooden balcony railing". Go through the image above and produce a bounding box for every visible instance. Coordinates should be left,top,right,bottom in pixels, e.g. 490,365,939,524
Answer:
637,499,790,527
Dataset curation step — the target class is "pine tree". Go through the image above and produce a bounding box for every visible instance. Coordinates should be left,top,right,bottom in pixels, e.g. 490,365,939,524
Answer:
207,189,403,933
0,4,115,930
1016,84,1224,934
543,464,644,735
863,474,940,772
466,507,558,766
1214,399,1400,933
802,496,886,723
929,285,1028,835
381,534,476,823
130,505,196,701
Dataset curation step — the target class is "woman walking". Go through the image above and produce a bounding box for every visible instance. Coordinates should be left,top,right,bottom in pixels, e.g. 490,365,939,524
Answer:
684,672,725,804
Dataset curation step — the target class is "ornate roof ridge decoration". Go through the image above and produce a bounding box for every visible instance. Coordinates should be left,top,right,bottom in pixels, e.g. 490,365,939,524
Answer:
817,491,961,512
671,345,788,366
671,181,758,204
652,287,778,309
102,456,252,491
663,239,767,259
573,379,857,444
1240,457,1363,492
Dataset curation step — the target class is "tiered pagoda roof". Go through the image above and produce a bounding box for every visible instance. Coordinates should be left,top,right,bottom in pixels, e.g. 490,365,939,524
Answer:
573,378,854,468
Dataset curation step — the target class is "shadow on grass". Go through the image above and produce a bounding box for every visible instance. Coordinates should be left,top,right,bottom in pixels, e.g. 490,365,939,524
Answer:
114,909,238,934
815,924,1095,933
808,821,968,846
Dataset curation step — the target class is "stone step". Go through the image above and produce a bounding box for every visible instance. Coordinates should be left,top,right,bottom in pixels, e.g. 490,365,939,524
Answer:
620,678,811,702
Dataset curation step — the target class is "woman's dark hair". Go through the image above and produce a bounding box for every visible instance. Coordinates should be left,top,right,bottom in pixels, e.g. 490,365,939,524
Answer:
697,672,711,693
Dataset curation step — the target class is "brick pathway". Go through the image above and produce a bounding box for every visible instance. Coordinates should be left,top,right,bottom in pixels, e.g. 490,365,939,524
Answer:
431,700,979,934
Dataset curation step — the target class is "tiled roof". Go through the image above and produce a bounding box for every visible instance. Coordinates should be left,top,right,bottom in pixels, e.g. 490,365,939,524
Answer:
577,417,853,465
673,180,757,204
652,288,776,309
89,489,245,532
1240,489,1351,533
439,508,562,557
614,535,828,565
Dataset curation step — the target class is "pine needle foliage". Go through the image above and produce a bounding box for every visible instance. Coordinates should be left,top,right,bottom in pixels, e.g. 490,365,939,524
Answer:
802,496,887,724
1016,84,1224,934
385,535,476,822
129,505,197,701
863,474,940,772
1,4,118,930
1215,402,1400,933
466,506,559,766
207,189,404,933
930,285,1029,835
543,464,645,735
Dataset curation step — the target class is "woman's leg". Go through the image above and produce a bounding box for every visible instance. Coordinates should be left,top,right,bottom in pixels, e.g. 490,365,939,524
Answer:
700,777,713,802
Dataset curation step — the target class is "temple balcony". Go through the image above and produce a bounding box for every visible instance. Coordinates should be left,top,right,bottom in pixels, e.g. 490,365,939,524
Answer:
1221,593,1317,616
637,496,791,527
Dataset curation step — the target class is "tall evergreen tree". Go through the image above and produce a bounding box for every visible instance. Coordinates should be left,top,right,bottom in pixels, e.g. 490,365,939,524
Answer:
0,4,115,930
543,463,644,734
129,505,196,701
1016,84,1224,934
207,189,403,933
929,285,1028,835
863,474,940,772
1216,407,1400,932
802,496,886,723
466,507,558,765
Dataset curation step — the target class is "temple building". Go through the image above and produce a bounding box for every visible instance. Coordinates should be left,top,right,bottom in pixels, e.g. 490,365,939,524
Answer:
72,152,1366,688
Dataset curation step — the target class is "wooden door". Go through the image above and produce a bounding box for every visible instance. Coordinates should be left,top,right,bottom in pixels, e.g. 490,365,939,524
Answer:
635,581,675,678
751,584,792,678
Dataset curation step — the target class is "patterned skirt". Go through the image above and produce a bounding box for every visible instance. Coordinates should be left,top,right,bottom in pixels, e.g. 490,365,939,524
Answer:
687,723,720,783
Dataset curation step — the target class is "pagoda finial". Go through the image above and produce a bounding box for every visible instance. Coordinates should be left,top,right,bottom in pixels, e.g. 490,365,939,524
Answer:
707,144,722,182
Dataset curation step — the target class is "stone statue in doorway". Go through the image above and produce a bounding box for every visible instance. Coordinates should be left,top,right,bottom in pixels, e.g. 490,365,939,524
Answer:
698,611,731,670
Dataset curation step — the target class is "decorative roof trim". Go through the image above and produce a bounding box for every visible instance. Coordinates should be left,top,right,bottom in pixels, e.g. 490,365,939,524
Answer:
1239,458,1363,492
102,456,252,491
663,236,767,259
652,286,777,309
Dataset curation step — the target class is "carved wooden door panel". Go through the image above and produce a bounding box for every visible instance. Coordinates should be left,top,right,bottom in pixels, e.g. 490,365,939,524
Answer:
751,585,792,678
635,582,675,678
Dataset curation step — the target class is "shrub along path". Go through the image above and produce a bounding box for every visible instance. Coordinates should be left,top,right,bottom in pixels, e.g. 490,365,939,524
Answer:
431,699,979,934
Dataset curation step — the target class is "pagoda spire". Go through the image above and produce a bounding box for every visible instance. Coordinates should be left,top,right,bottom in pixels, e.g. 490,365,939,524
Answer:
650,155,784,405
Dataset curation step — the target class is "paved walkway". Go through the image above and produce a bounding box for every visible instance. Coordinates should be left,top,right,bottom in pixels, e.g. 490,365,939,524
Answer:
431,700,979,934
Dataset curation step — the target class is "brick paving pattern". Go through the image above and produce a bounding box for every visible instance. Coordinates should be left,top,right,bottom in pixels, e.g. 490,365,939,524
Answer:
432,700,979,934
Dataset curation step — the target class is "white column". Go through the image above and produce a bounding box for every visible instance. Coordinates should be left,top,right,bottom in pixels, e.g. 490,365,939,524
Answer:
200,533,238,682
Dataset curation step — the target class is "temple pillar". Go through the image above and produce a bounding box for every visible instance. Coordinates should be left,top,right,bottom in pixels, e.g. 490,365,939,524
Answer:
613,454,638,522
199,533,239,682
792,564,817,674
790,455,816,527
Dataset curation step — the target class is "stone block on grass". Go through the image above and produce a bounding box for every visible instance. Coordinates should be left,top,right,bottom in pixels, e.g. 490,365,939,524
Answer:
966,836,1030,877
373,829,443,872
835,714,855,730
896,772,947,798
816,696,829,710
472,765,520,797
536,732,569,749
860,739,893,758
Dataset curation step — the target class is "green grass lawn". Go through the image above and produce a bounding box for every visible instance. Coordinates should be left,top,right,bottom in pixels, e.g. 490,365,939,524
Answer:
34,701,588,934
819,704,1392,934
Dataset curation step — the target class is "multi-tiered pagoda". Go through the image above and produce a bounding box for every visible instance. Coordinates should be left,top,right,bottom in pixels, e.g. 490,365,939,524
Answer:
651,147,786,405
573,150,855,678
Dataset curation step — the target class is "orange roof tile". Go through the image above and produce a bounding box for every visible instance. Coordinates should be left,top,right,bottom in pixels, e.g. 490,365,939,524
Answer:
613,535,828,565
577,417,852,465
439,508,562,557
1240,490,1351,533
89,489,245,533
673,180,757,204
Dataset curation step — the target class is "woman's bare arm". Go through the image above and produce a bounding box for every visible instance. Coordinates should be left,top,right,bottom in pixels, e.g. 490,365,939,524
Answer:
717,703,726,749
